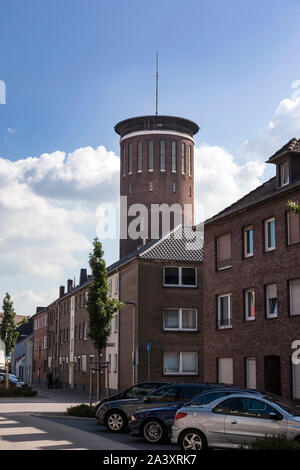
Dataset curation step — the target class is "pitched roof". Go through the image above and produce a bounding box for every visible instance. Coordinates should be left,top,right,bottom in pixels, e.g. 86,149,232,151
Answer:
108,225,203,272
267,137,300,162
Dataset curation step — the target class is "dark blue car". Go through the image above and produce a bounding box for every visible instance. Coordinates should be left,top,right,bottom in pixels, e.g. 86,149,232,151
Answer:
129,388,265,444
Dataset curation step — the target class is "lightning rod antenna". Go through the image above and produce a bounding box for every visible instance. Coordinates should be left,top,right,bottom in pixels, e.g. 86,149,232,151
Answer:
155,52,158,115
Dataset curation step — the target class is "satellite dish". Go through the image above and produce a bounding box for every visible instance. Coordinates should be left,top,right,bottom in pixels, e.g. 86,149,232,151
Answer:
0,339,6,368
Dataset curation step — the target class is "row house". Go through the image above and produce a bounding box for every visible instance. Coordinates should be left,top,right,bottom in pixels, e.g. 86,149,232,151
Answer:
203,138,300,400
33,307,48,384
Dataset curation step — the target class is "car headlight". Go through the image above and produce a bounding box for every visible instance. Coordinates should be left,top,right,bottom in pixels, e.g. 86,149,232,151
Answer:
131,416,136,422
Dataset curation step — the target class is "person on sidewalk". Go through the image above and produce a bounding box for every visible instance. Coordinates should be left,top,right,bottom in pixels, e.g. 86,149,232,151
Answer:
46,370,53,389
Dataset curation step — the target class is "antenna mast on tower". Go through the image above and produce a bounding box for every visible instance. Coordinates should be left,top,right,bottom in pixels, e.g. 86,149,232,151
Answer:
155,52,158,115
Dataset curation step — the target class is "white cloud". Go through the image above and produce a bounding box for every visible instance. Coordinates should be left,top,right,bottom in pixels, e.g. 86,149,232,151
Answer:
240,81,300,161
13,288,59,317
194,144,265,221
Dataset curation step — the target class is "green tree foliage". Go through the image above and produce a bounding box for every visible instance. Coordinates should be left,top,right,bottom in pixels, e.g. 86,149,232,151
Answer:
86,238,123,352
287,199,300,214
0,293,19,356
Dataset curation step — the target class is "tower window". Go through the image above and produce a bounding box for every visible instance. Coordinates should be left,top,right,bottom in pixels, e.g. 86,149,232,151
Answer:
189,186,192,197
160,140,166,172
172,183,176,192
172,141,177,173
128,184,132,194
122,145,125,177
148,140,154,171
137,141,142,172
181,142,186,174
188,146,192,177
128,143,132,174
149,182,153,192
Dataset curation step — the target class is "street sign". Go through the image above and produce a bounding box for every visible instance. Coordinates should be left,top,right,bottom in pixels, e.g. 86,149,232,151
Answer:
145,342,151,351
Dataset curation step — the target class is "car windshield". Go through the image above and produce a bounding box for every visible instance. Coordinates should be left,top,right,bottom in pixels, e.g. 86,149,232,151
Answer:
123,385,156,398
187,391,229,406
147,386,179,401
263,395,300,416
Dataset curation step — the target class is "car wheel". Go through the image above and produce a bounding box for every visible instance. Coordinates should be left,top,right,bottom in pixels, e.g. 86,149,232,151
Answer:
142,419,166,444
179,429,207,451
106,410,127,432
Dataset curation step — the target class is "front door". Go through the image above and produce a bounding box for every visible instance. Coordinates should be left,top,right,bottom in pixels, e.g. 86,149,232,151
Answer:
264,355,281,395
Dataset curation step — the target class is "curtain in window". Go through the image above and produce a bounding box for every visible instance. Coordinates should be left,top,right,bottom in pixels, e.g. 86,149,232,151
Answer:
182,353,197,373
164,310,179,329
182,309,196,329
164,353,179,373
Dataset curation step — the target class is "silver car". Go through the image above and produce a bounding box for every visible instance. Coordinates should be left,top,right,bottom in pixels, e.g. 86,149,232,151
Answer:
171,393,300,450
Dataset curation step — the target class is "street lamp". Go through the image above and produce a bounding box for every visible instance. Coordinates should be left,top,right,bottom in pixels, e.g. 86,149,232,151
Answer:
124,301,136,386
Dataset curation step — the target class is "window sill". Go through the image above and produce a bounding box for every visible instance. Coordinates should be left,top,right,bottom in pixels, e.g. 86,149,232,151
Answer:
264,247,275,253
164,372,198,376
245,317,256,322
163,328,198,332
266,315,278,320
217,265,232,271
163,284,197,288
217,325,232,330
244,253,253,258
148,169,154,172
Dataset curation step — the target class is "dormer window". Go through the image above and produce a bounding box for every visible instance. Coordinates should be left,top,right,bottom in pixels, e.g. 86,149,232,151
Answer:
280,161,289,186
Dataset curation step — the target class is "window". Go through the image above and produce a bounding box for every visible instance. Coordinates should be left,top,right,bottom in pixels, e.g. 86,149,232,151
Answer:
290,279,300,316
280,161,289,186
149,182,153,192
181,142,186,174
148,386,179,401
245,289,255,321
148,140,153,171
172,183,176,192
107,354,111,372
287,211,300,245
108,279,112,296
246,358,257,389
171,141,177,173
114,314,119,332
164,266,197,287
244,226,253,257
216,233,232,269
128,143,132,174
188,146,192,177
266,283,277,318
128,184,132,194
122,145,125,177
43,336,47,349
293,363,300,399
81,355,87,373
264,217,275,251
217,294,232,328
163,309,197,331
114,354,118,371
137,141,142,172
84,322,88,340
160,140,166,171
218,358,233,384
163,352,198,375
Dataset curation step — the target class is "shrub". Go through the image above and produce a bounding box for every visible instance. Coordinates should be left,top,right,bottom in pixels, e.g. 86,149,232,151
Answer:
66,404,96,418
241,434,300,450
0,385,37,397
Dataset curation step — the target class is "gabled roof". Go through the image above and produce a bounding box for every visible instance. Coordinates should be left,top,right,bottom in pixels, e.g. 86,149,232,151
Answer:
108,225,203,273
267,137,300,162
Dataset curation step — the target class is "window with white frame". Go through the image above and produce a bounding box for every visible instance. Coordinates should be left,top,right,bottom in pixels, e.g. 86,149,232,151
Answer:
137,141,142,172
81,355,87,373
245,289,255,321
244,225,253,257
280,161,289,186
114,275,119,294
266,283,278,318
163,266,197,287
163,352,197,375
160,140,166,172
171,140,177,173
181,142,186,174
114,314,119,332
163,309,197,331
84,322,88,340
246,357,257,389
122,145,125,177
290,278,300,316
43,336,47,349
188,145,192,177
149,181,153,192
172,182,176,192
108,279,112,295
148,140,153,171
217,294,232,328
264,217,276,251
218,358,233,384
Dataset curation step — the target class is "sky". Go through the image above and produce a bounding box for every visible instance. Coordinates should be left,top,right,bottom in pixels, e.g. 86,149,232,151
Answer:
1,0,300,315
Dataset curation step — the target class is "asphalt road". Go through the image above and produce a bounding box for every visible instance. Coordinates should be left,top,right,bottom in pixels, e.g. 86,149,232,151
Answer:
0,386,176,450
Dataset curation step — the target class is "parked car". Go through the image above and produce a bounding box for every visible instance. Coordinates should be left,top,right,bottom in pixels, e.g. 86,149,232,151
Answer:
94,382,171,413
172,393,300,450
0,373,27,388
96,383,231,433
129,388,265,444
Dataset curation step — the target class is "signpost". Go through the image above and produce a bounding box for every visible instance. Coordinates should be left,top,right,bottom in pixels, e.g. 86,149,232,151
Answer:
145,342,151,381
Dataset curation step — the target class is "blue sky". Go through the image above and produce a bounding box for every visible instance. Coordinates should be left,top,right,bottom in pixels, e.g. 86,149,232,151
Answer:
1,0,300,314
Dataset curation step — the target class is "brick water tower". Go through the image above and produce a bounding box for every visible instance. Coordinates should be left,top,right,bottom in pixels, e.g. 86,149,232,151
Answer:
115,115,199,258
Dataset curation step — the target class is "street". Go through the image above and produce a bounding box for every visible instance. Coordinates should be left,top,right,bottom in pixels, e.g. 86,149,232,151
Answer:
0,387,175,450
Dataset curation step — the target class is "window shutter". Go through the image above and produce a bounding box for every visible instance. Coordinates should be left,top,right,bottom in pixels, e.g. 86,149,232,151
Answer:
218,358,233,384
288,212,300,245
290,279,300,316
267,283,277,299
217,234,232,268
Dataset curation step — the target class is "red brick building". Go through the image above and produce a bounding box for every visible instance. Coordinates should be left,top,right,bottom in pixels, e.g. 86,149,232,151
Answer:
203,138,300,400
32,307,48,384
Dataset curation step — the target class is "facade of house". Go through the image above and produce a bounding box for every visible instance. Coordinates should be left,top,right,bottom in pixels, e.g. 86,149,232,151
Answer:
203,138,300,400
33,307,48,384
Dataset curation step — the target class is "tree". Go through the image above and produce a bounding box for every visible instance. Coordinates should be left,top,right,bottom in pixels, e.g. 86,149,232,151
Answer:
0,293,19,389
287,200,300,214
86,238,123,397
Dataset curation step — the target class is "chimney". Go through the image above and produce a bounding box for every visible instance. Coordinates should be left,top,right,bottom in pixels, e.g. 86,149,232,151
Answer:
79,268,87,285
67,279,73,293
59,285,65,298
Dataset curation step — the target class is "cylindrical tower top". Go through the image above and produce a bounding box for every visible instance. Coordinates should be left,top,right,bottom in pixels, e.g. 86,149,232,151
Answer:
115,115,199,139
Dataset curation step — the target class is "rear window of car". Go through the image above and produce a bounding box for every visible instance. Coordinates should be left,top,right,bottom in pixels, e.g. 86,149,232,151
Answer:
189,391,229,405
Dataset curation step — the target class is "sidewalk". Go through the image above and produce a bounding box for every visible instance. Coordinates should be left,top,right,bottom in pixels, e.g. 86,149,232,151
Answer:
33,383,105,404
